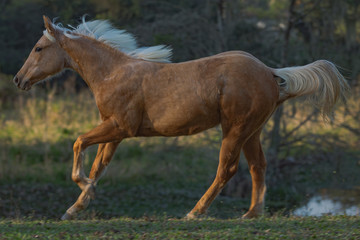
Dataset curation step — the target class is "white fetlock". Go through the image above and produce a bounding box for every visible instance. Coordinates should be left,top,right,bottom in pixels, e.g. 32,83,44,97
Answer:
84,184,96,200
184,212,197,220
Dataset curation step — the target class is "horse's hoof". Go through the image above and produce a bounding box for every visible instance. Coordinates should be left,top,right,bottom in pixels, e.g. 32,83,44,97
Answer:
241,211,260,219
184,212,197,220
61,212,73,221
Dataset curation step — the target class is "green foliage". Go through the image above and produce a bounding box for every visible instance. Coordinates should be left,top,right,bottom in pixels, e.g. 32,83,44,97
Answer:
153,34,175,46
0,73,17,108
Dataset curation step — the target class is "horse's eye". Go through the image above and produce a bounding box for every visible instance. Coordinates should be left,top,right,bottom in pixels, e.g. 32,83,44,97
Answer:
35,47,42,52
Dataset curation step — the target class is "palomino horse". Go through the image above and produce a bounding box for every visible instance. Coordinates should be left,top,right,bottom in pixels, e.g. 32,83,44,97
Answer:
14,16,349,220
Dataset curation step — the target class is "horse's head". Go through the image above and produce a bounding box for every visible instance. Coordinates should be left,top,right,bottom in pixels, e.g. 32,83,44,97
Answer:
13,16,67,91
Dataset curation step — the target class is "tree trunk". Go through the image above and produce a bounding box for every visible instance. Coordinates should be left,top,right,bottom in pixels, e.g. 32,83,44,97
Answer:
269,0,296,161
216,0,227,52
344,2,359,51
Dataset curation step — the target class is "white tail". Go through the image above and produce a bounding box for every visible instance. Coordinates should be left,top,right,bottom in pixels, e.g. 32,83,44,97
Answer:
273,60,350,120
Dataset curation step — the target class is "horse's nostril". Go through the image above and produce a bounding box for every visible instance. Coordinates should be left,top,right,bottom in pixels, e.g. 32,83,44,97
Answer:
13,76,19,85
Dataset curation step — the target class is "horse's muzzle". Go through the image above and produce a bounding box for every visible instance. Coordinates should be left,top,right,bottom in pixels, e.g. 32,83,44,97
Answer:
13,75,31,91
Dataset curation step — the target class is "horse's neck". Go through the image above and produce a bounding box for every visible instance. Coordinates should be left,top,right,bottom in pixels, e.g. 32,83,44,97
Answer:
63,37,130,92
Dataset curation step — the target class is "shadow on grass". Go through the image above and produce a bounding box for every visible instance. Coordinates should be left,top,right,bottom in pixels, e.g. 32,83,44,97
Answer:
0,182,251,220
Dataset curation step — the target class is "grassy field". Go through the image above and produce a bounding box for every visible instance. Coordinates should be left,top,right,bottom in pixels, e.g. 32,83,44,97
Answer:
1,87,360,238
1,216,359,239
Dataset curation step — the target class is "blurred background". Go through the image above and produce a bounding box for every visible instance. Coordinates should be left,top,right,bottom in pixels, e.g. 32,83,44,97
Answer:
0,0,359,219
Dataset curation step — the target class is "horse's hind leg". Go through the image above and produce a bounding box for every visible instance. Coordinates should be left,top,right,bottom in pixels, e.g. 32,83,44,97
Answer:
241,130,267,219
89,141,120,184
186,127,246,219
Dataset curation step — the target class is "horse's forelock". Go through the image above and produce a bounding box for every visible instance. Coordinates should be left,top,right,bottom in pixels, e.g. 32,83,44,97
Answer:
43,29,56,42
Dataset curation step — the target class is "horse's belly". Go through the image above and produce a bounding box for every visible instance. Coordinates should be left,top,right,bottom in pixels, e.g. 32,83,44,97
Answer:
139,102,220,136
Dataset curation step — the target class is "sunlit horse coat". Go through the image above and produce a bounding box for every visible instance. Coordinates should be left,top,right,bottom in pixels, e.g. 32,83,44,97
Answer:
14,16,349,220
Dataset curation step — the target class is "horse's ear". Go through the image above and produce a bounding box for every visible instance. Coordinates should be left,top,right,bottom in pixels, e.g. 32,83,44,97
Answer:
43,16,55,35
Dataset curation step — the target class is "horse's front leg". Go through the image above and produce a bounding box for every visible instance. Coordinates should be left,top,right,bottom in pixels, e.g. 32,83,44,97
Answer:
61,118,124,220
89,141,121,184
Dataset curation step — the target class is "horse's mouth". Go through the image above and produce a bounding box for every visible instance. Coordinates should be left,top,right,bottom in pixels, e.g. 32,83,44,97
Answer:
20,81,32,91
22,85,32,91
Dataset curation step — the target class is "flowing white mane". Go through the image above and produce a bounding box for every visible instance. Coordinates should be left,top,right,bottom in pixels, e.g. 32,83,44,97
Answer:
44,17,172,63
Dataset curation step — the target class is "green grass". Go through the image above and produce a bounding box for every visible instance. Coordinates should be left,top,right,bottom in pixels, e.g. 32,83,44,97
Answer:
1,216,359,239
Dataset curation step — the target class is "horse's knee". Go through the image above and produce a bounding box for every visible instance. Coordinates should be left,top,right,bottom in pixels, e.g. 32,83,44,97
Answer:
73,136,86,153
